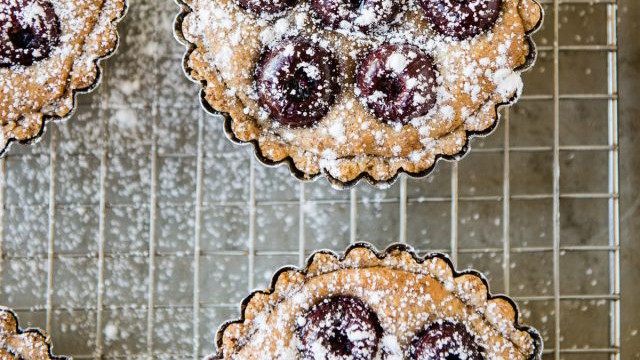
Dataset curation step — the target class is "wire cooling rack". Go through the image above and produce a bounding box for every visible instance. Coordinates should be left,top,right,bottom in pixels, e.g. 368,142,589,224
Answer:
0,0,622,358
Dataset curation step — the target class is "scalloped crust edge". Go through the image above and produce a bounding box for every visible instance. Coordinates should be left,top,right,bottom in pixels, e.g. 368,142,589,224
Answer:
175,0,544,189
0,0,128,157
0,307,68,359
205,242,543,360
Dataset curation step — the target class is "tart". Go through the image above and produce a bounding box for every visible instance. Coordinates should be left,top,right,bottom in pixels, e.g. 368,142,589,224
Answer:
0,307,68,359
176,0,543,188
0,0,127,155
207,243,543,359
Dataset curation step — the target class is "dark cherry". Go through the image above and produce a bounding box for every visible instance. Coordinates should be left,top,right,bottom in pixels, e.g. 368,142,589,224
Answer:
356,44,438,124
419,0,502,40
0,0,60,67
297,296,383,360
410,321,485,360
311,0,400,32
256,38,339,127
235,0,296,15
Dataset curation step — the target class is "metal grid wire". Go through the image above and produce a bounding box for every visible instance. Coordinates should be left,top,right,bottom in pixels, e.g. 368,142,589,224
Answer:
0,0,621,359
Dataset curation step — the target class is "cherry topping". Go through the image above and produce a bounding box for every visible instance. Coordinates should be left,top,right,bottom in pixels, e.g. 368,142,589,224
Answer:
356,44,438,124
297,296,383,360
0,0,60,67
419,0,502,40
311,0,400,32
410,321,485,360
256,38,339,127
235,0,296,15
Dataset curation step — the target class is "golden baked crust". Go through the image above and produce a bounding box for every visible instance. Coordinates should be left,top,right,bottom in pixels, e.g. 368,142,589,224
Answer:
207,243,542,359
177,0,543,188
0,307,67,360
0,0,127,155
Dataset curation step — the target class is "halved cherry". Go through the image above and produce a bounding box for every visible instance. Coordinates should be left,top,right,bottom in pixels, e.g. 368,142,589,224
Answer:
0,0,60,67
410,321,485,360
356,44,438,124
311,0,400,32
297,296,383,360
256,38,339,127
235,0,296,16
419,0,502,40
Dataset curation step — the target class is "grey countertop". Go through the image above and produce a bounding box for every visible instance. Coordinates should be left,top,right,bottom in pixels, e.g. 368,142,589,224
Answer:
0,0,638,358
618,0,639,357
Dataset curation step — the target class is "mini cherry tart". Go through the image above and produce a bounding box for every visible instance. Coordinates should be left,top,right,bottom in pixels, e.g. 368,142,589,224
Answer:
297,295,383,360
0,0,61,67
419,0,503,40
410,321,485,360
256,38,339,127
235,0,296,15
181,0,543,184
311,0,400,32
356,44,438,124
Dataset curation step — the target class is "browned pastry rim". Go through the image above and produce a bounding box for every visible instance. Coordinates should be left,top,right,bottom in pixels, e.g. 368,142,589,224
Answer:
0,0,128,156
175,0,544,189
205,242,543,359
0,307,68,359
